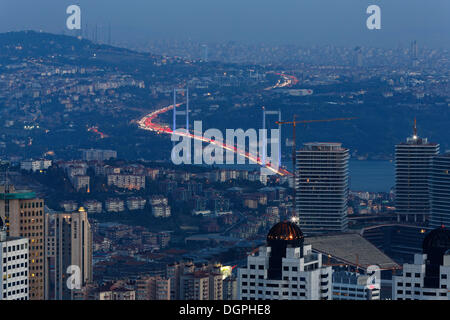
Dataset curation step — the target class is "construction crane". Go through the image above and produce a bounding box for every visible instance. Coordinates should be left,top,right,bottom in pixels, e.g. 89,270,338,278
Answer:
275,116,357,220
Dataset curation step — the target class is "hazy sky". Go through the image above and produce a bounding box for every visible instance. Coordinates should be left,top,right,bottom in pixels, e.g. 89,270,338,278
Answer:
0,0,448,47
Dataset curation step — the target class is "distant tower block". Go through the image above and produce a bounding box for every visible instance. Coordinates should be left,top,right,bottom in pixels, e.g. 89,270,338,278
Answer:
411,40,418,60
354,47,363,67
202,44,208,62
108,23,112,45
262,109,282,168
173,88,190,132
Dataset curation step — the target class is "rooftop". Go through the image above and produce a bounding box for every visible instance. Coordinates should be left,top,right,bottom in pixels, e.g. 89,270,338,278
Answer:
305,232,400,270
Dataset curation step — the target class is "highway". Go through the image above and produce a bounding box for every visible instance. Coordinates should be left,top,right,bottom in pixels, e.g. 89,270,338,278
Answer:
265,72,299,90
137,73,298,176
137,103,291,176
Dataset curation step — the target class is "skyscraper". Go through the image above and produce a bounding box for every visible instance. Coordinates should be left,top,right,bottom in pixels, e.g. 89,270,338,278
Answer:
45,207,92,300
238,221,332,300
0,228,29,300
429,153,450,228
0,185,45,300
395,122,439,223
295,142,349,234
411,41,418,59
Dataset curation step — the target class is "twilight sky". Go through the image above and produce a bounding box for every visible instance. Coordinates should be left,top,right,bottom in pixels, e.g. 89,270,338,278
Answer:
0,0,448,47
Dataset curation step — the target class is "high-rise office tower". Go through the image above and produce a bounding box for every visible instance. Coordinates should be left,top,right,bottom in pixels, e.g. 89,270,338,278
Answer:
392,227,450,300
45,207,92,300
429,153,450,228
395,122,439,223
296,143,349,234
411,40,418,59
238,221,332,300
0,185,45,300
0,227,29,300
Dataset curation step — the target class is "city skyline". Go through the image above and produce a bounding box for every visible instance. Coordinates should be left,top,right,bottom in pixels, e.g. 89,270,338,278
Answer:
0,0,449,306
0,1,448,48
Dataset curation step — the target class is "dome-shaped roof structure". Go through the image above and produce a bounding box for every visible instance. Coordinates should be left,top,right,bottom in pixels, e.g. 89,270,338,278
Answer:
422,226,450,289
422,226,450,254
267,221,304,243
266,221,305,280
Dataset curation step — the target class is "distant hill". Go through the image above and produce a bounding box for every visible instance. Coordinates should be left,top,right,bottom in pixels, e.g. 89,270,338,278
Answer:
0,31,162,71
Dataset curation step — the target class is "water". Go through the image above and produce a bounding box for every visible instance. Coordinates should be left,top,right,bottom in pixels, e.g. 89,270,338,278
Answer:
215,159,395,193
348,160,395,193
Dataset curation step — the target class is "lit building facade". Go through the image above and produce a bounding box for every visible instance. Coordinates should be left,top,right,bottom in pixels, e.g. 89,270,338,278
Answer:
0,229,29,300
0,185,45,300
238,221,332,300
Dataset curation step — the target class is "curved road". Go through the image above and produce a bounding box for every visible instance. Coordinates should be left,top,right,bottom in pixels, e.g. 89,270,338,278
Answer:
137,74,298,176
